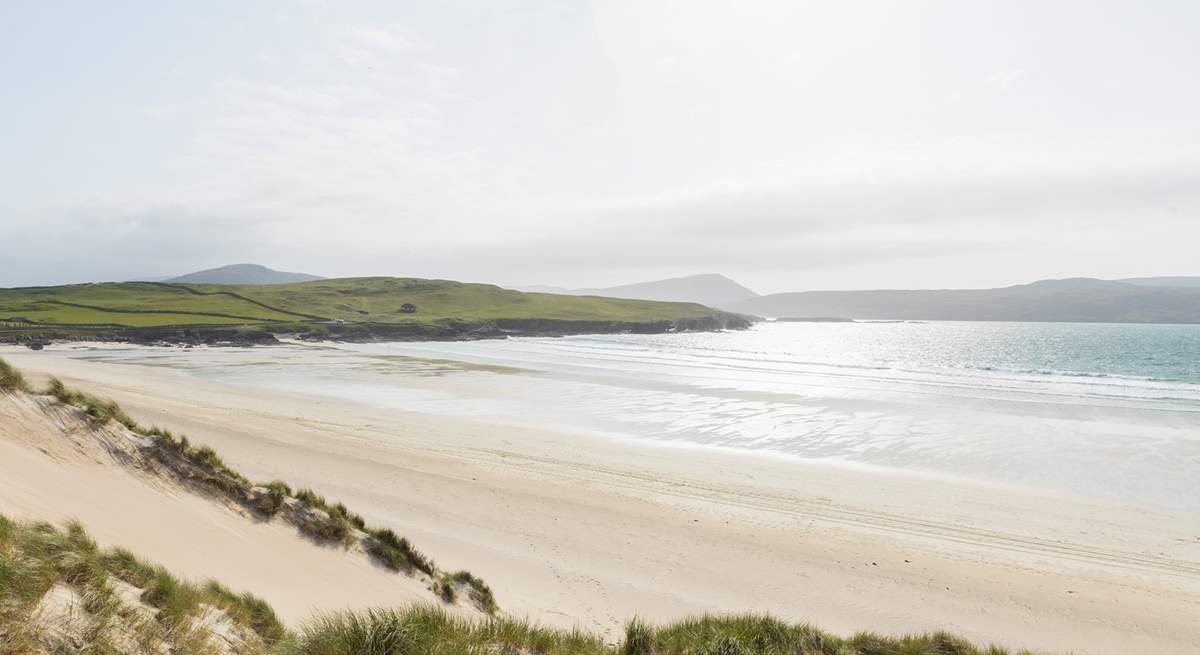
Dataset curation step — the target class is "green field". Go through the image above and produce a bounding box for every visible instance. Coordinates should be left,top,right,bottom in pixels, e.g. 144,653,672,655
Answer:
0,277,725,329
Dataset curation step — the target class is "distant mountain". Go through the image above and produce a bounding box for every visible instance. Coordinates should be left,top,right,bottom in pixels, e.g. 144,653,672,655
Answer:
166,264,324,285
519,274,759,307
515,284,574,295
1117,276,1200,288
724,278,1200,324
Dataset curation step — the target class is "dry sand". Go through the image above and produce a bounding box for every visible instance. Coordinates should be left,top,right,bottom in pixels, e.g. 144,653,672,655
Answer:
0,391,437,625
1,347,1198,654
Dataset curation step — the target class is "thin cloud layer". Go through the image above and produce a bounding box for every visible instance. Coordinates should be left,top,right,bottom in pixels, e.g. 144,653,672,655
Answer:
2,1,1198,291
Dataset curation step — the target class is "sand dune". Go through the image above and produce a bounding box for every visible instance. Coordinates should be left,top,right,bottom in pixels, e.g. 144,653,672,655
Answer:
0,391,438,626
2,347,1199,654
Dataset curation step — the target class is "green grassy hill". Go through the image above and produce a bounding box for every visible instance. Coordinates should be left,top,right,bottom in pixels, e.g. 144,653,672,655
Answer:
0,277,740,339
0,282,298,326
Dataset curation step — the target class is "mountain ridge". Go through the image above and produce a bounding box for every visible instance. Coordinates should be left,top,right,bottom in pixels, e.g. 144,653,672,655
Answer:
724,277,1200,323
166,263,325,285
1117,275,1200,288
515,273,759,306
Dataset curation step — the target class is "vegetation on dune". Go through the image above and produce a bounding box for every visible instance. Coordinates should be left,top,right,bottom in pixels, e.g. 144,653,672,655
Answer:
0,356,30,392
365,528,434,576
254,481,293,517
0,514,283,654
281,604,1039,655
1,356,495,614
0,357,1051,654
47,376,139,430
0,517,1048,655
621,614,1035,655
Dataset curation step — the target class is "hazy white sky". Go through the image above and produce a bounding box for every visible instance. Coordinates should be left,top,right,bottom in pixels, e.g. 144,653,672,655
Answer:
2,1,1198,293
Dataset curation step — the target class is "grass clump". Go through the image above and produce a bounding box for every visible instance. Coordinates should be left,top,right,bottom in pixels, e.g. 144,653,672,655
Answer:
293,489,352,543
622,618,654,655
43,375,139,430
448,569,497,614
293,487,325,508
0,356,31,392
434,573,459,603
140,565,205,628
141,424,254,499
300,512,352,545
329,502,366,531
184,444,253,496
102,546,158,588
365,528,435,576
1,513,286,651
288,605,609,655
423,570,496,613
255,480,293,517
292,490,364,529
204,580,287,645
630,613,1030,655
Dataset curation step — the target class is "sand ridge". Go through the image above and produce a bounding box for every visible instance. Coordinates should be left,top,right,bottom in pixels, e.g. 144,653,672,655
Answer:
0,389,445,626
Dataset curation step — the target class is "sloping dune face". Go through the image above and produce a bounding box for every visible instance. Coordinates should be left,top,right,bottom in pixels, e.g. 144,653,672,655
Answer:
0,392,432,625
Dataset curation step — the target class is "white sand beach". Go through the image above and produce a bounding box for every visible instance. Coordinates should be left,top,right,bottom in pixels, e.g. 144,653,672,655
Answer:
1,346,1198,655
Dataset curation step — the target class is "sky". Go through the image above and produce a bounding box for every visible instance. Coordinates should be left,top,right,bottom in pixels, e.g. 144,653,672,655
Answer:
2,1,1199,294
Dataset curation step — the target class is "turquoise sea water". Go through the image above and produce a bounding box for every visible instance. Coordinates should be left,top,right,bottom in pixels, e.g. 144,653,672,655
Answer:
55,321,1200,511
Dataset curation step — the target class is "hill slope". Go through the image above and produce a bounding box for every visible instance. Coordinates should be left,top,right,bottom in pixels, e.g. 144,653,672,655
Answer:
167,264,324,285
725,278,1200,323
1117,276,1200,288
520,274,759,306
0,277,749,342
227,277,729,323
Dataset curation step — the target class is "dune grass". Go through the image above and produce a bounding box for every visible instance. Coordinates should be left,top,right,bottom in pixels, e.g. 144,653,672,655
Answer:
292,489,367,533
3,516,1042,655
255,480,293,517
279,604,1039,655
625,614,1027,655
46,375,139,430
281,605,609,655
7,359,497,613
0,356,31,392
364,527,435,576
0,514,284,653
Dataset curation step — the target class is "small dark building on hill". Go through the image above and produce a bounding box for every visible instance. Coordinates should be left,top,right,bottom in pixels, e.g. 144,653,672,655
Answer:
400,303,417,313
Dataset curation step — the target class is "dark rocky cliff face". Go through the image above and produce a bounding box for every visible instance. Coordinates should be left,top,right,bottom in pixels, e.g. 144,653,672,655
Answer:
490,313,753,337
1,313,754,347
298,312,754,342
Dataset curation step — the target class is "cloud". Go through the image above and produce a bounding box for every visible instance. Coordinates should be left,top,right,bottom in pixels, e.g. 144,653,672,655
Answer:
5,2,1200,290
0,203,272,285
339,24,412,52
6,150,1197,289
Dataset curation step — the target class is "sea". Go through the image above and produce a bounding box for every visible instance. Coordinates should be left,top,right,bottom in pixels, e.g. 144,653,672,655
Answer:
54,321,1200,511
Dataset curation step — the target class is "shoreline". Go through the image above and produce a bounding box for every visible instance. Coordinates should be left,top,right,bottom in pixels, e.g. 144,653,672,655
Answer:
0,313,757,348
53,336,1200,512
1,347,1198,654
